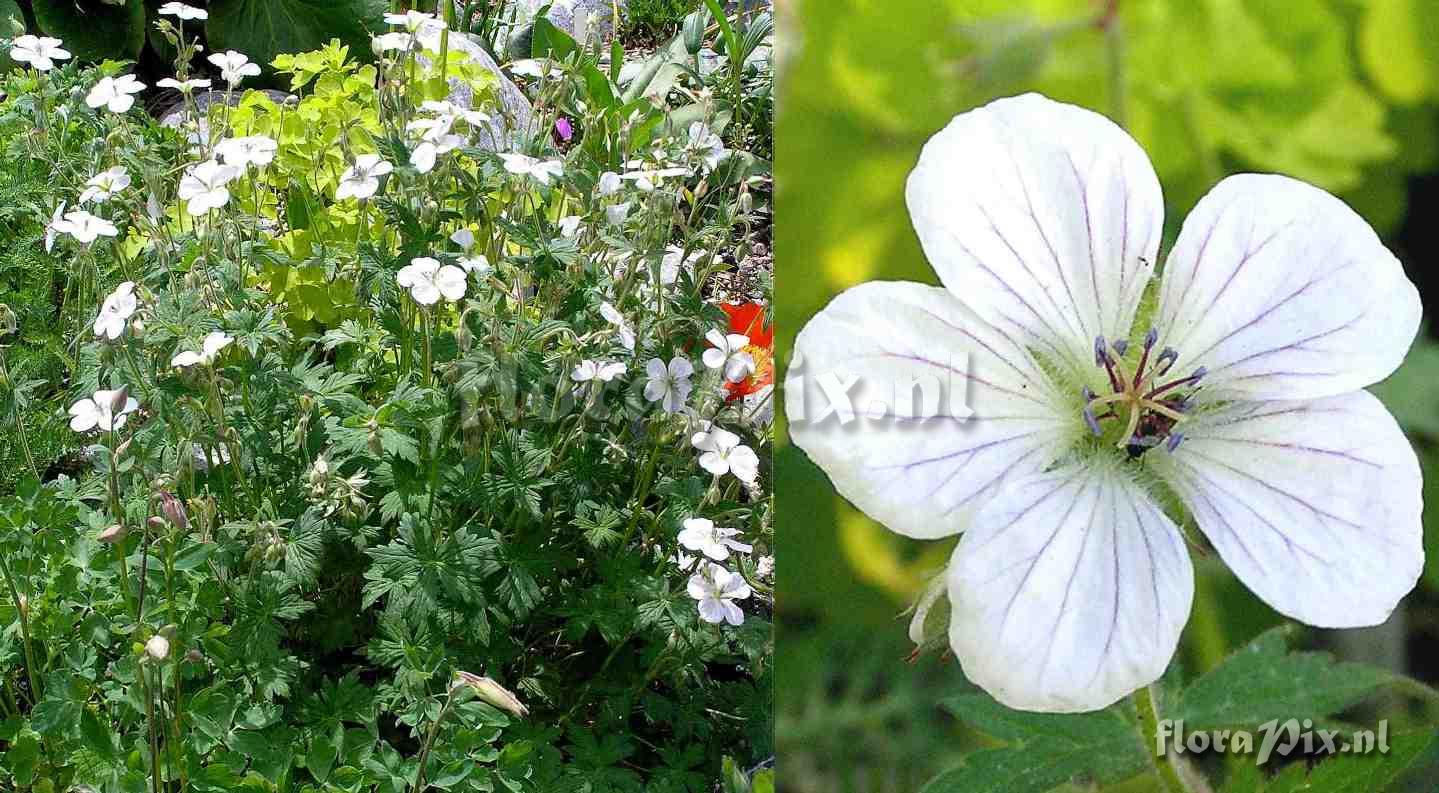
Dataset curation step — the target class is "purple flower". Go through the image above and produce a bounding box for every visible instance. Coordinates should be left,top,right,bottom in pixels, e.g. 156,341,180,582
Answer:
554,117,574,143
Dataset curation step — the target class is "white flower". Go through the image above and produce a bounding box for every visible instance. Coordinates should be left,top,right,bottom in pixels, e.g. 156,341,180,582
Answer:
144,634,171,661
171,331,233,368
396,257,467,305
673,551,701,572
418,100,490,128
53,209,118,245
208,51,260,86
451,228,476,251
605,202,631,226
336,154,393,200
644,357,693,413
93,281,137,340
787,93,1426,714
384,10,438,32
158,2,207,20
458,254,491,277
621,165,689,192
68,388,139,432
691,428,759,483
498,153,563,185
572,360,626,383
156,77,212,93
85,75,145,113
679,517,752,562
685,122,726,171
409,135,462,174
598,170,623,196
10,35,70,71
215,136,277,169
702,329,755,383
178,160,240,216
78,166,131,205
43,202,66,253
756,555,774,581
372,32,416,54
508,58,554,78
687,562,751,625
558,215,582,238
598,301,635,352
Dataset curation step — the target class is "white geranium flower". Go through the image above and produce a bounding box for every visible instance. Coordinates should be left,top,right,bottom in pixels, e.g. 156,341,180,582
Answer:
644,356,693,413
156,76,212,93
68,388,139,432
498,153,563,185
85,75,146,113
558,215,582,238
691,427,759,483
53,209,118,245
572,360,626,383
171,331,233,368
679,517,752,562
79,166,131,205
702,329,755,383
673,551,701,572
10,35,70,71
598,170,623,196
756,555,774,581
43,201,66,253
685,122,726,171
418,100,490,128
687,562,751,625
93,281,137,340
410,134,463,174
787,93,1426,714
215,136,277,169
451,228,476,251
384,10,438,32
178,160,240,216
336,154,393,200
605,202,631,226
448,229,491,276
158,2,207,20
208,51,260,86
372,32,416,54
396,257,466,305
599,301,635,352
621,165,688,192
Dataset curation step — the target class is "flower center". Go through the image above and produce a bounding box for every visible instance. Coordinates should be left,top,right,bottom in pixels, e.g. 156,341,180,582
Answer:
1084,329,1206,458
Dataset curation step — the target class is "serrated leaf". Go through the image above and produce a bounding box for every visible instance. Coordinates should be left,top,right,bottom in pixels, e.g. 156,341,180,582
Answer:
1175,627,1394,731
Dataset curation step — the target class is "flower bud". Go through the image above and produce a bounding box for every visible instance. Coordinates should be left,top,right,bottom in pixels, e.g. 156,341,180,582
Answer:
147,516,166,531
98,524,128,544
160,492,189,531
453,671,528,717
107,385,130,415
0,303,16,338
366,418,383,456
185,648,205,664
144,635,170,661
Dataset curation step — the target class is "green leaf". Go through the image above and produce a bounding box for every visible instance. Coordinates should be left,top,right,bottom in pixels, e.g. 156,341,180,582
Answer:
1360,0,1439,104
80,707,117,762
1175,626,1393,731
1226,731,1435,792
32,0,146,62
205,0,387,73
922,687,1149,793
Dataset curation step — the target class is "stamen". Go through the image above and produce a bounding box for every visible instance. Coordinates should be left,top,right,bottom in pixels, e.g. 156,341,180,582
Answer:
1166,433,1185,453
1093,336,1108,367
1111,339,1129,357
1154,347,1178,376
1146,366,1208,399
1083,404,1102,437
1141,400,1189,424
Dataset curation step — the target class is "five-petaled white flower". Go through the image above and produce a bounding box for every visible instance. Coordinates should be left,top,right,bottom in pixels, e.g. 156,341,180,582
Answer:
171,331,233,368
372,32,416,54
10,35,70,71
605,202,631,226
598,171,623,196
337,154,393,201
79,166,131,204
786,93,1426,714
644,356,694,413
158,2,208,20
702,329,755,383
599,301,635,352
692,427,759,483
178,160,240,216
449,229,491,276
409,135,462,174
215,135,277,169
687,562,751,625
498,153,563,185
384,10,439,32
93,281,137,340
685,122,726,172
156,76,212,93
208,50,260,86
396,257,467,305
679,517,752,561
86,75,146,113
69,388,139,432
53,209,118,244
44,201,66,252
572,360,626,383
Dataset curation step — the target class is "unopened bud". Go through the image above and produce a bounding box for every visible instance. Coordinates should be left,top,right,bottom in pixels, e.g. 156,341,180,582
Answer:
99,524,128,544
160,492,189,530
185,648,204,663
145,635,170,661
146,516,166,530
107,385,130,415
453,671,528,717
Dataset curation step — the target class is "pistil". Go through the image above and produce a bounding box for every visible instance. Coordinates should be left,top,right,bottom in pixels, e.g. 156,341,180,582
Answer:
1083,330,1206,455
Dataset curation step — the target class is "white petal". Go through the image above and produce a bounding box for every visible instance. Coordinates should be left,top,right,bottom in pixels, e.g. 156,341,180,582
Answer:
697,598,727,624
701,348,726,370
785,281,1071,540
410,281,441,305
435,265,468,301
1153,174,1420,400
645,358,668,379
669,357,694,379
948,463,1192,713
171,350,202,368
1151,391,1422,628
906,93,1163,377
68,400,100,432
697,451,728,477
643,380,668,402
721,601,745,625
728,446,759,482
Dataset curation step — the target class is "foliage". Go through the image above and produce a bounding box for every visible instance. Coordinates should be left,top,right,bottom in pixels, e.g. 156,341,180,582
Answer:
625,0,700,37
0,2,773,789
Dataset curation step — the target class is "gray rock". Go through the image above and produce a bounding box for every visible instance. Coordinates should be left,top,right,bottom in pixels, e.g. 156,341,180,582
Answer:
157,89,294,130
416,21,534,151
507,0,628,60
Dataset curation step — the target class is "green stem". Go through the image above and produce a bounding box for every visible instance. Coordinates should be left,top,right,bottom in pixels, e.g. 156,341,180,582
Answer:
0,346,40,482
413,688,457,792
0,556,40,704
1135,684,1191,793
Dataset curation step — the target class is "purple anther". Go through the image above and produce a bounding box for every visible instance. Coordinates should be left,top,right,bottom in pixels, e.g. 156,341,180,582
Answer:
1155,347,1178,373
1083,405,1103,437
1166,433,1185,453
1081,386,1095,401
1190,366,1208,384
1112,339,1129,357
1144,327,1159,350
1093,336,1108,366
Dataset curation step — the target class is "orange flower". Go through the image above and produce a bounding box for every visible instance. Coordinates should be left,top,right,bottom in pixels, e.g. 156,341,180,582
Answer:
719,302,773,400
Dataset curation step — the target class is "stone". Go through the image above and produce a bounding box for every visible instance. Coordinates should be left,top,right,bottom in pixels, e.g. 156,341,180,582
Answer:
506,0,628,60
156,89,294,130
416,21,535,151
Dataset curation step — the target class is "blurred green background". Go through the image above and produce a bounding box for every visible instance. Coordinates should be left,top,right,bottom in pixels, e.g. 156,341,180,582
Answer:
776,0,1439,790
